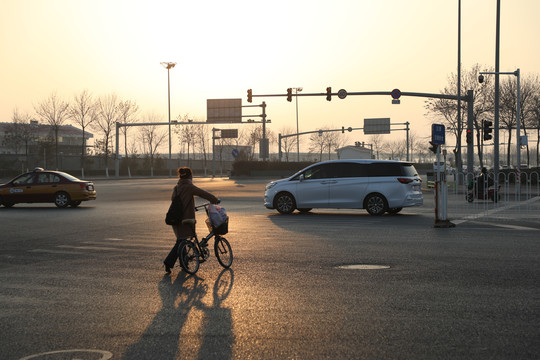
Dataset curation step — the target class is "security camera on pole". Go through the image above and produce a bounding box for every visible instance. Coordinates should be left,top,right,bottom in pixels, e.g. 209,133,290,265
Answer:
431,124,455,228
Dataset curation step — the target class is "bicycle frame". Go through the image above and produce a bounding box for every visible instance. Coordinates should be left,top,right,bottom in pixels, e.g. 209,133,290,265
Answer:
183,203,224,260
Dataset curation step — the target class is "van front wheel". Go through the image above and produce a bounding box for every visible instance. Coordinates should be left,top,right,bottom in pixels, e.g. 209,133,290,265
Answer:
275,193,296,214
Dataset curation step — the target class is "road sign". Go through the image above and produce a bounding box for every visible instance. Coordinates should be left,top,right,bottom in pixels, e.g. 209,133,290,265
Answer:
207,99,242,123
364,118,390,134
431,124,445,144
220,129,238,138
391,89,401,99
337,89,348,99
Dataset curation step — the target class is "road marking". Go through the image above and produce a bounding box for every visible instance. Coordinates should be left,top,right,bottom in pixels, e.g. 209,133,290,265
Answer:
83,241,171,248
19,349,113,360
57,245,120,251
29,249,86,255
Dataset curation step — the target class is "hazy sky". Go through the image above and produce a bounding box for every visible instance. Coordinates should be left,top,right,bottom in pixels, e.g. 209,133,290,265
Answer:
1,0,539,151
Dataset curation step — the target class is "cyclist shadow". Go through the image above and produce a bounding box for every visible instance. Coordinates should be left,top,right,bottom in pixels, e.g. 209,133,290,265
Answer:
122,268,234,360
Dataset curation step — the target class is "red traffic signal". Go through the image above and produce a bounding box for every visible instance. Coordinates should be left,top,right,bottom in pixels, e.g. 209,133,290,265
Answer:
466,129,473,144
326,87,332,101
247,89,252,103
287,88,292,102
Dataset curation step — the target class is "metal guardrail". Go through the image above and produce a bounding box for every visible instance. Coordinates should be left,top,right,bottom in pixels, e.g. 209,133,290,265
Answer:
445,171,540,223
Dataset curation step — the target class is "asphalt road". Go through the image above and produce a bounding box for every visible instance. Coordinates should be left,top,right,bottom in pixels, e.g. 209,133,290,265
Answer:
1,177,539,359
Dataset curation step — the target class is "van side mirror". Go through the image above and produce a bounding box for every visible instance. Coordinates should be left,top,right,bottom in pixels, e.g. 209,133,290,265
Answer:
299,174,305,182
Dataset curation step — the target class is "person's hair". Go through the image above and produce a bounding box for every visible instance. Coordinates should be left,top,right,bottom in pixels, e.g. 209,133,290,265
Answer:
178,167,193,179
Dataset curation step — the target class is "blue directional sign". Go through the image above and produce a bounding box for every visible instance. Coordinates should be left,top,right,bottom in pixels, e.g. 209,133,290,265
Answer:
431,124,445,145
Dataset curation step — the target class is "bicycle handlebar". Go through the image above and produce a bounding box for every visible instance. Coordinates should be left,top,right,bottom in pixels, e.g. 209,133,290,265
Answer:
194,199,221,211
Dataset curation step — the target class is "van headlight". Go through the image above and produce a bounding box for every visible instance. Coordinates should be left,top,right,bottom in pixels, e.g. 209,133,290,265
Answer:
266,182,277,190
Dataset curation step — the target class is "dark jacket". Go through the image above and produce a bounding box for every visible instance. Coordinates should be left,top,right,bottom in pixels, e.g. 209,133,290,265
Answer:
171,179,218,238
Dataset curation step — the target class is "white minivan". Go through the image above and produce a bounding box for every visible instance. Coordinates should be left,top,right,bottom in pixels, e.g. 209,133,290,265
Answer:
264,159,423,216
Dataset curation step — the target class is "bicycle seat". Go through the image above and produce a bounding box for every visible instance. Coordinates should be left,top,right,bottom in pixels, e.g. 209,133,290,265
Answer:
182,219,196,225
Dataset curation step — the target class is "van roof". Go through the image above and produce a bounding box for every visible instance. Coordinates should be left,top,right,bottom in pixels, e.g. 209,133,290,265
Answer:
314,159,412,165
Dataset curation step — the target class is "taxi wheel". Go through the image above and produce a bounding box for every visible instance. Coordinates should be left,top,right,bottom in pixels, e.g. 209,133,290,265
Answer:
54,192,71,208
1,199,14,208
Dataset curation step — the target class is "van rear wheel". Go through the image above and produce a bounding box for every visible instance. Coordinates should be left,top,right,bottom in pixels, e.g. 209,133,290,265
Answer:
365,194,387,216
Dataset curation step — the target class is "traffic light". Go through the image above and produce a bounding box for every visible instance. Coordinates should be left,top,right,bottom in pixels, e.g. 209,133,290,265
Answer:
483,120,493,141
429,141,439,154
326,87,332,101
466,129,473,144
287,88,292,102
247,89,252,103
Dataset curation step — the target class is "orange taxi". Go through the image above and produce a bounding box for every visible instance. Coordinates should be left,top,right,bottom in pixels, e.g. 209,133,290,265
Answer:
0,168,97,208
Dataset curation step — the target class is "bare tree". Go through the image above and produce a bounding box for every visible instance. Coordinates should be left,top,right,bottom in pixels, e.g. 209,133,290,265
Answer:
529,94,540,166
193,123,210,173
279,126,297,162
500,74,540,167
4,109,35,158
140,113,167,172
70,90,97,171
34,93,70,168
244,126,276,160
309,128,328,161
174,114,197,164
425,64,493,169
117,100,139,161
368,134,384,160
93,94,120,173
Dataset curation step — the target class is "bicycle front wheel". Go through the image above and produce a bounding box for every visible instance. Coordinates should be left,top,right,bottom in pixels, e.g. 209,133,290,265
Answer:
180,242,200,274
214,237,233,268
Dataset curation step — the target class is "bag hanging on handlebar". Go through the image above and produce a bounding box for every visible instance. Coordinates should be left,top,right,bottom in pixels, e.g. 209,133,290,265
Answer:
208,204,228,228
165,196,183,225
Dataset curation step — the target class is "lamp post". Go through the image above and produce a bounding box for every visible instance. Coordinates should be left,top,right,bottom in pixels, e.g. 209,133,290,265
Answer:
294,87,302,162
161,62,176,177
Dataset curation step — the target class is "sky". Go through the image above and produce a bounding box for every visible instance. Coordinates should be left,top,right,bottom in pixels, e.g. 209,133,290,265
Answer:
1,0,539,153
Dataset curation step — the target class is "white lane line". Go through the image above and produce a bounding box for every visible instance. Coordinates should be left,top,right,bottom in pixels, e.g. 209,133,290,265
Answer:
83,241,171,248
29,249,86,255
57,245,119,251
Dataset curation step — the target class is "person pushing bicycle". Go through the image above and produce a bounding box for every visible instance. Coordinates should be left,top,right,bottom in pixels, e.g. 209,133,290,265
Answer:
164,167,219,274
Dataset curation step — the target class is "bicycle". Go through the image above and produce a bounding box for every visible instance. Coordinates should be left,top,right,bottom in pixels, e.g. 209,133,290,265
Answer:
178,202,233,275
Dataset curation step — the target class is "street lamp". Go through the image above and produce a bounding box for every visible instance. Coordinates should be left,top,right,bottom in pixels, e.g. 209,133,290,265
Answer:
161,61,176,177
293,87,302,162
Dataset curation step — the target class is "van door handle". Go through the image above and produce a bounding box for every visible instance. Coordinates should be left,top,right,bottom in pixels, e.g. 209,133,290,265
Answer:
321,180,337,185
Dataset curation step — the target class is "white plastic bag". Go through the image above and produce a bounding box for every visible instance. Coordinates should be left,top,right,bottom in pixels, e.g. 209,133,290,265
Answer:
208,204,227,227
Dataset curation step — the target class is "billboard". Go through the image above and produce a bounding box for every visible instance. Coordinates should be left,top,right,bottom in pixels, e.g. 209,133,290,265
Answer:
207,99,242,123
364,118,391,134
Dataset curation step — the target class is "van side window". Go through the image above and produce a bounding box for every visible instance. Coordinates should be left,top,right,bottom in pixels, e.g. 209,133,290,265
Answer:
304,165,331,180
368,163,401,177
329,163,368,178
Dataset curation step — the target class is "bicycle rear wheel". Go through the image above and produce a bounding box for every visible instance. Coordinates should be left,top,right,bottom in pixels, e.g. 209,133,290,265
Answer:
180,242,200,274
214,237,233,268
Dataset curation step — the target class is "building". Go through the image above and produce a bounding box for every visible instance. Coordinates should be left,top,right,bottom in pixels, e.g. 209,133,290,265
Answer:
0,121,93,156
337,143,373,159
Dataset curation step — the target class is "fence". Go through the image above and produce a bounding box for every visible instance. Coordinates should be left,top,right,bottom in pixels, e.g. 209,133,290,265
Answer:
445,170,540,223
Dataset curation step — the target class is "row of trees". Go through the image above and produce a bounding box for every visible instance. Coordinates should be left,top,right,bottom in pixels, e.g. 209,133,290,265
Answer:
10,64,538,172
8,90,420,172
425,64,540,169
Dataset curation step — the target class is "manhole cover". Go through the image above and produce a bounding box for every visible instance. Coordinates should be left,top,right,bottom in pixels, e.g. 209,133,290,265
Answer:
337,264,390,270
